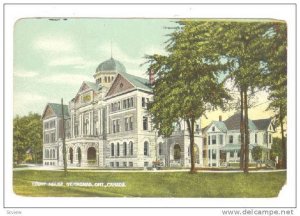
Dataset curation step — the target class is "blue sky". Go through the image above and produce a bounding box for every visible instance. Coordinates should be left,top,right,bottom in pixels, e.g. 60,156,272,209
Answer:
13,18,275,129
13,18,178,116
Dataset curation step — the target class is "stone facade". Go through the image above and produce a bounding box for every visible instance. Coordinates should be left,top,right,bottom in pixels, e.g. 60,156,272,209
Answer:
42,57,203,168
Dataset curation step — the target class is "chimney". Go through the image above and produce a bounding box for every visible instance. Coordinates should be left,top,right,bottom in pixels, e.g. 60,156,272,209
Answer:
219,115,222,121
149,69,155,85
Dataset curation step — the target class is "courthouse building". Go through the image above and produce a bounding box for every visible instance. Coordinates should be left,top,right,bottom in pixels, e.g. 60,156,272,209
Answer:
42,57,203,168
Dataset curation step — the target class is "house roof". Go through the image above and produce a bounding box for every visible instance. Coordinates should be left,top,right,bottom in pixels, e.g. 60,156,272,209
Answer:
252,118,272,130
95,57,127,74
47,103,69,118
212,121,228,132
121,72,152,92
223,112,257,130
83,81,101,91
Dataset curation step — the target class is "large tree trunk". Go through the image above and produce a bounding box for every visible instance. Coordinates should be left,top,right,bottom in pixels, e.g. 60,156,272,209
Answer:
186,118,196,174
244,90,250,173
239,89,245,170
280,105,286,169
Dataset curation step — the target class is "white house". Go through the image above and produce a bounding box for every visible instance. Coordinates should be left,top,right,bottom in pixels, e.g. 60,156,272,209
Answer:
202,113,275,167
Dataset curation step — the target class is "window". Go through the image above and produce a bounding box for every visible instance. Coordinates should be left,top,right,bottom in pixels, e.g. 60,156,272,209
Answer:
212,150,216,159
229,135,233,144
129,141,133,156
105,76,107,83
116,119,120,132
144,141,149,156
44,122,49,129
142,97,146,107
45,149,49,158
129,117,133,130
100,78,102,83
110,162,114,167
108,76,111,82
116,162,119,167
129,162,133,167
113,120,120,133
144,162,149,167
123,142,127,156
219,135,223,145
212,135,216,144
230,151,234,157
45,134,49,143
159,142,163,155
125,117,129,131
117,143,120,156
238,135,241,143
130,97,134,107
123,100,127,109
50,133,55,143
111,143,114,156
208,136,210,145
264,133,268,143
143,116,148,130
111,76,114,81
255,133,258,144
123,162,127,167
212,126,215,132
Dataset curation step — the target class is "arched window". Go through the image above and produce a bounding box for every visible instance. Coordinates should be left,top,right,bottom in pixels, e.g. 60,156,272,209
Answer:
105,76,107,83
117,142,120,156
159,142,163,155
123,142,127,156
77,147,82,164
69,147,73,164
87,147,96,164
108,76,111,82
111,143,114,156
174,144,181,160
144,141,149,156
111,76,114,81
129,141,133,156
99,78,102,83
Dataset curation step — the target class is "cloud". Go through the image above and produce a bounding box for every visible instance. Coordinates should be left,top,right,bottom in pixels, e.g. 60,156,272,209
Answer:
98,43,142,65
39,73,93,86
14,69,39,78
14,92,48,116
34,36,76,53
48,56,98,69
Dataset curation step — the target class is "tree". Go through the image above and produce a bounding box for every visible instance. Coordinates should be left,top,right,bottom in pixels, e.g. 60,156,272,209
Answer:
251,146,262,162
265,23,287,169
205,20,285,173
270,137,283,161
145,20,231,173
13,113,43,164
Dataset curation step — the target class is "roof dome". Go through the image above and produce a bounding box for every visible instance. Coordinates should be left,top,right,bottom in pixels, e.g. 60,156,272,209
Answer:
95,57,126,74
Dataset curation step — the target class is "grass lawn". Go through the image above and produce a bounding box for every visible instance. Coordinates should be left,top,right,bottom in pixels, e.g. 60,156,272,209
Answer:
13,170,286,197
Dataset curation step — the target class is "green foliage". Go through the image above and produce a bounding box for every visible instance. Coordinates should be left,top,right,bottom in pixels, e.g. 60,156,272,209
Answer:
13,170,286,197
270,137,283,160
251,146,263,161
13,113,43,164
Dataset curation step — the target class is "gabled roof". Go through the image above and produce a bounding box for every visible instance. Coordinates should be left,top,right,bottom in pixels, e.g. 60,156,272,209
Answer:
121,72,152,92
83,81,101,91
224,112,257,130
42,103,69,119
253,118,272,130
106,72,152,98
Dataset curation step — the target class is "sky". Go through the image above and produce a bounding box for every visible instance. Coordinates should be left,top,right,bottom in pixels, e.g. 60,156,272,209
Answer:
13,18,276,130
